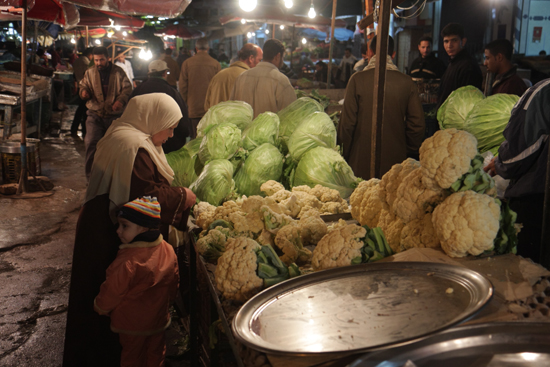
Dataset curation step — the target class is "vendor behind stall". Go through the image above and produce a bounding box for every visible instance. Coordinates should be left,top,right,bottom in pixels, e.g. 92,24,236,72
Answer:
409,36,447,79
483,39,528,97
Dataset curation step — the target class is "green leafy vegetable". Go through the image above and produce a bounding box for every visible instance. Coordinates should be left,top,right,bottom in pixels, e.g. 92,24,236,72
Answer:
197,100,253,137
292,146,361,199
198,122,241,164
287,111,337,162
234,143,284,196
190,159,235,206
437,86,485,130
166,138,203,187
277,97,324,152
241,112,280,151
464,94,520,155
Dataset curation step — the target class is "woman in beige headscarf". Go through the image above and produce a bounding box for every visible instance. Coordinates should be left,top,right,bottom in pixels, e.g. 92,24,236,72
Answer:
63,94,195,367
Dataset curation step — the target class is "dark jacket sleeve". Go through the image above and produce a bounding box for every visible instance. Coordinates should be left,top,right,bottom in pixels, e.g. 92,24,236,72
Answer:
405,83,426,156
130,149,190,231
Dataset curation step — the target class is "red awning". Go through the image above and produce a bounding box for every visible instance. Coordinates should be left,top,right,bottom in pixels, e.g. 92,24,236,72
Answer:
0,0,79,27
63,0,191,18
77,7,144,28
219,4,347,31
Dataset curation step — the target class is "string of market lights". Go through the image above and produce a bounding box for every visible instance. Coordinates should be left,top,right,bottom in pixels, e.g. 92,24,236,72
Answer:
239,0,318,19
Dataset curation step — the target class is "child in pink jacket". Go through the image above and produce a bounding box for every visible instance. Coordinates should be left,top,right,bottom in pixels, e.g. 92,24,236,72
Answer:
94,196,179,367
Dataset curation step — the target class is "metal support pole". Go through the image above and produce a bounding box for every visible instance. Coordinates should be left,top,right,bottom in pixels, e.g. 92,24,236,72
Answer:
540,143,550,268
85,26,89,47
290,24,295,71
272,23,275,39
17,0,29,194
369,0,391,179
327,0,338,89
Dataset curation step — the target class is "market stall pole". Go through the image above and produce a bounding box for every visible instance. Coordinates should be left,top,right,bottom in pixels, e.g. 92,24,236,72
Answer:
542,146,550,268
326,0,337,90
17,0,29,194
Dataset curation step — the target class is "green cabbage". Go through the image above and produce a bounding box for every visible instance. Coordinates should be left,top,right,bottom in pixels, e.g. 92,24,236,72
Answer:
234,143,283,197
166,138,203,187
277,97,324,151
437,86,485,130
190,159,235,206
465,93,520,155
197,101,253,137
198,122,241,164
241,112,280,151
292,147,360,199
287,111,337,161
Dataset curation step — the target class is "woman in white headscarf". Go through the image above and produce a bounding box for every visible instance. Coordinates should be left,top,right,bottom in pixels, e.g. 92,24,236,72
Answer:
63,94,196,367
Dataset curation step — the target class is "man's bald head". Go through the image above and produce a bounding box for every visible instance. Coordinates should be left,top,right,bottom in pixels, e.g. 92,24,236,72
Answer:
238,43,263,68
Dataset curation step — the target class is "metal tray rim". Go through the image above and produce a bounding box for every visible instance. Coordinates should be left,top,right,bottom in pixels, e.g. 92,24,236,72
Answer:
232,261,494,356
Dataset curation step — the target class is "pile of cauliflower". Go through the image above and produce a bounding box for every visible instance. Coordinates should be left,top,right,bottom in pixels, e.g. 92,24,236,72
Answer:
350,129,514,258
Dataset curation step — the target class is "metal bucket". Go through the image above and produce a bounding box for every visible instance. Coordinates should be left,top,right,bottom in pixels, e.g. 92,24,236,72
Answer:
0,142,37,184
8,137,41,176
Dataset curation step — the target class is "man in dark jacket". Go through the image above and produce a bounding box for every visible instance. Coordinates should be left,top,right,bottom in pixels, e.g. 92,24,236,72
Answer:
409,36,446,79
130,60,191,153
484,39,528,97
436,23,483,108
484,78,550,264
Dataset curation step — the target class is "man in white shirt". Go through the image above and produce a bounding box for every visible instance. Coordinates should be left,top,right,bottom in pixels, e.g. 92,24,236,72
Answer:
231,39,297,118
114,51,135,88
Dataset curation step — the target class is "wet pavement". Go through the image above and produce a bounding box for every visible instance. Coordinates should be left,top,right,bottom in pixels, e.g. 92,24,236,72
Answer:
0,107,189,366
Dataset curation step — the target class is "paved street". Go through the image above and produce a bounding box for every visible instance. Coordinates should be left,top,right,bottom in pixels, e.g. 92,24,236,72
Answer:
0,109,189,367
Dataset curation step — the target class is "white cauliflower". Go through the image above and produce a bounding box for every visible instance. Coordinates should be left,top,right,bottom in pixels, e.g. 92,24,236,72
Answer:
378,209,405,253
270,189,292,203
256,229,275,247
215,237,264,302
310,185,342,203
392,168,448,223
194,201,216,220
274,223,312,265
349,179,384,228
311,224,366,271
400,213,440,250
260,180,285,196
299,212,328,245
280,191,323,218
432,191,500,257
327,219,349,233
320,201,350,215
419,128,478,190
291,185,313,194
261,205,295,234
378,159,420,209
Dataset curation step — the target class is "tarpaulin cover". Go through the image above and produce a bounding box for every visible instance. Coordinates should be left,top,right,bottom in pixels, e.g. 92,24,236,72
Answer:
0,0,79,27
63,0,191,17
77,7,144,28
219,4,346,30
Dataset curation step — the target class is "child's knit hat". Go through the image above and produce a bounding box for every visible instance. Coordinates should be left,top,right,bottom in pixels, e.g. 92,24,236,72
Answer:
118,196,161,229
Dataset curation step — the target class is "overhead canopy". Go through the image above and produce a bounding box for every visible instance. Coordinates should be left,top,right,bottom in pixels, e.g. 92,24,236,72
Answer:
154,23,204,40
63,0,191,18
77,7,144,28
0,0,79,28
219,4,347,31
300,27,355,42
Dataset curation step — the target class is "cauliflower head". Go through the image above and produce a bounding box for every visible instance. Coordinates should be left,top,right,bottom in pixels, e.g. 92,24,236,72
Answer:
215,237,264,302
310,185,342,203
327,219,349,233
350,179,384,228
299,212,328,245
432,191,500,257
320,201,350,215
281,191,323,218
311,224,367,271
378,209,405,253
261,180,285,196
400,213,440,250
270,189,293,203
378,159,420,209
393,168,448,223
274,223,312,265
419,129,478,190
196,227,233,262
262,205,295,234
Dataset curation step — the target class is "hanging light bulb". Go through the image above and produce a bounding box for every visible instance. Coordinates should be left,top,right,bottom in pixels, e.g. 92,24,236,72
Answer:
308,0,316,18
252,32,256,37
301,37,307,44
246,32,252,38
284,0,293,9
146,50,153,60
70,38,76,44
107,32,113,38
239,0,257,12
122,31,128,37
280,25,285,30
139,49,146,59
241,18,247,24
95,39,101,45
115,25,121,31
265,29,269,35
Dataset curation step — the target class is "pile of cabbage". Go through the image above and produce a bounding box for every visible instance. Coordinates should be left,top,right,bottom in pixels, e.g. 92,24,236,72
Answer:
166,99,361,205
437,86,520,155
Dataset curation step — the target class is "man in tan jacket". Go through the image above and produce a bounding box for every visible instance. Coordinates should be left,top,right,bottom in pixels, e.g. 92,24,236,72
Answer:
338,36,425,180
179,38,221,137
204,44,263,110
160,48,180,89
79,46,132,179
231,39,296,118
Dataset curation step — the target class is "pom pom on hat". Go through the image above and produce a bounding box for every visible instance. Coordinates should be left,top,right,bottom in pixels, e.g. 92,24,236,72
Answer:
118,196,161,229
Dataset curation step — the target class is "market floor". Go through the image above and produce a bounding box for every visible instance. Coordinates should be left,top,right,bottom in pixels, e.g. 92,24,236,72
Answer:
0,107,190,367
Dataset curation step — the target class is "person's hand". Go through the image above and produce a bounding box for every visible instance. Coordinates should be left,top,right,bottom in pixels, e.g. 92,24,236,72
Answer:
484,157,497,177
80,89,90,99
183,187,196,210
112,100,123,112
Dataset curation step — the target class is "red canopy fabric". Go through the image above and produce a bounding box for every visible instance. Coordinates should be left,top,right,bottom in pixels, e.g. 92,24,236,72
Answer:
63,0,191,17
154,24,204,40
0,0,79,27
77,7,144,28
219,4,347,31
